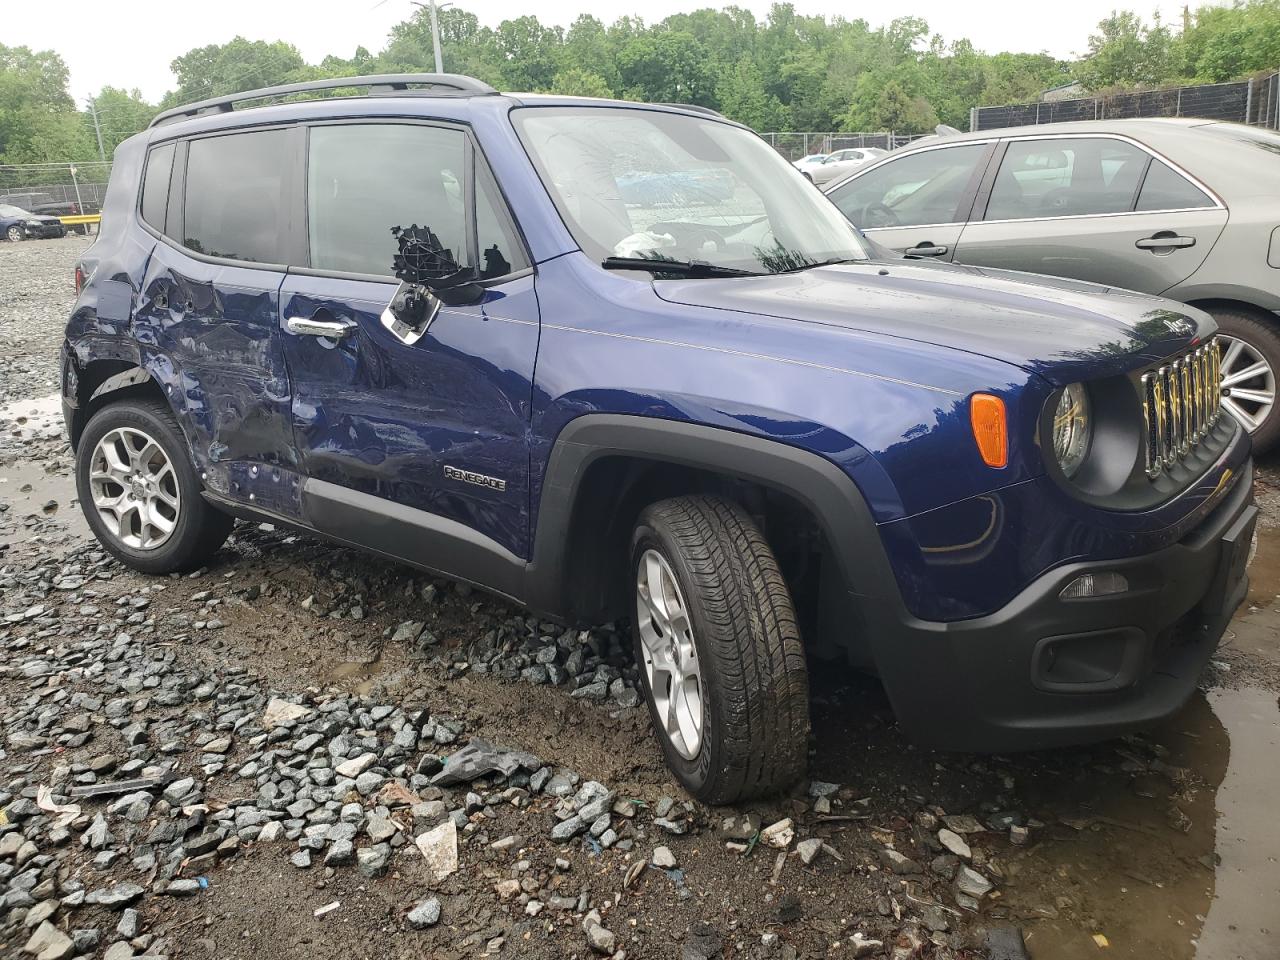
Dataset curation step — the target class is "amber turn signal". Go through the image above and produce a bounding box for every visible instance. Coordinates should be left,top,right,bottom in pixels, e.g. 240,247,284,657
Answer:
970,393,1007,468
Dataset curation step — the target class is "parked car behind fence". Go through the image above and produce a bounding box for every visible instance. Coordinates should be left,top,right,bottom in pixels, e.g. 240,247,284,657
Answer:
0,203,67,241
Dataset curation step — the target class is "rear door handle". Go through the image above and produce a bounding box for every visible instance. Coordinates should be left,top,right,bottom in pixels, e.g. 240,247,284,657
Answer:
905,243,949,258
1135,233,1196,251
285,309,357,339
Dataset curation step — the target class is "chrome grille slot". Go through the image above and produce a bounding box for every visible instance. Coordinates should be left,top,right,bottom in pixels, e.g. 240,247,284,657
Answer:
1141,338,1222,478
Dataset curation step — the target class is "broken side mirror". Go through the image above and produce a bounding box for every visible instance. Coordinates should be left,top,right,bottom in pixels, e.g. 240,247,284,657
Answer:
382,224,485,343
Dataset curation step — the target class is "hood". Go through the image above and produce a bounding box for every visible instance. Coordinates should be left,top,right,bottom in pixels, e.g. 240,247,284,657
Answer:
653,259,1213,385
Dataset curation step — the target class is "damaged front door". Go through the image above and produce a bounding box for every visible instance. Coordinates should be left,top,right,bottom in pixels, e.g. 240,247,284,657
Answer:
279,121,538,586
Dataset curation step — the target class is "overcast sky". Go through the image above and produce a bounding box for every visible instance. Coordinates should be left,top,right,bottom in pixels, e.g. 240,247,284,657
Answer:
11,0,1194,104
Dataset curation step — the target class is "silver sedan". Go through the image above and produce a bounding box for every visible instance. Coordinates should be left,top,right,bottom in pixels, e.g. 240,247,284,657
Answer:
825,119,1280,451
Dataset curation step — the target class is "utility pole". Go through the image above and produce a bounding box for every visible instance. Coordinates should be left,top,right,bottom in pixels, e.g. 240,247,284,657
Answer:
428,0,443,74
410,0,449,73
86,97,106,162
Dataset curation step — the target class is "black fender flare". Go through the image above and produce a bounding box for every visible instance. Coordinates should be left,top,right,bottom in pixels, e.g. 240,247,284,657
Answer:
524,414,900,622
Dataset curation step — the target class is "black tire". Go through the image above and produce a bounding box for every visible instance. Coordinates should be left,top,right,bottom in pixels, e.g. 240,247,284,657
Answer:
75,399,233,574
630,495,810,803
1211,307,1280,455
6,225,22,242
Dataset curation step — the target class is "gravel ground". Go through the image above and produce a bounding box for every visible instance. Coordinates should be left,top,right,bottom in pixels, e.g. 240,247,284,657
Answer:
2,237,1280,960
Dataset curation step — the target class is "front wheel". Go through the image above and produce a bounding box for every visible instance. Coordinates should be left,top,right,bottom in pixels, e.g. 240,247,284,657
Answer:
76,399,233,573
6,225,22,242
1212,309,1280,455
630,495,810,803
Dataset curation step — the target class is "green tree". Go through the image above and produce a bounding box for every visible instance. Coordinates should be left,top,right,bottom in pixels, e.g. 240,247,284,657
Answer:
842,77,939,133
1178,0,1280,82
0,45,95,162
1074,11,1176,90
164,38,310,108
87,87,156,155
546,68,614,98
716,57,785,130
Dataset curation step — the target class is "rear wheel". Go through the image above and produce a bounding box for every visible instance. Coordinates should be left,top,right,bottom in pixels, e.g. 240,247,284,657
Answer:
1211,308,1280,455
76,400,233,573
630,495,810,803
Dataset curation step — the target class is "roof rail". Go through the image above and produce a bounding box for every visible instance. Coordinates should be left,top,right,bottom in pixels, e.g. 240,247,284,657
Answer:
150,74,498,128
655,102,726,119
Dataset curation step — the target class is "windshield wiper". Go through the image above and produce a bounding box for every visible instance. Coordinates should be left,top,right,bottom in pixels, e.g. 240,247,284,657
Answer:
778,256,863,274
601,256,761,278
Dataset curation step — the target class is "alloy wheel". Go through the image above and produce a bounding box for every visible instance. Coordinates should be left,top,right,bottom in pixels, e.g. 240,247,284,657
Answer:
1218,335,1276,433
635,548,704,760
88,426,181,550
6,226,22,242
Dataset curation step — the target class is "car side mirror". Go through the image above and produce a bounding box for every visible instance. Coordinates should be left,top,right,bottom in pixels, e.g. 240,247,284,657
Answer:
390,222,485,305
381,223,485,341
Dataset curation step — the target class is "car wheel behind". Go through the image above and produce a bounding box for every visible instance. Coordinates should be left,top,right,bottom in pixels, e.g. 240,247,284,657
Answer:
1212,309,1280,455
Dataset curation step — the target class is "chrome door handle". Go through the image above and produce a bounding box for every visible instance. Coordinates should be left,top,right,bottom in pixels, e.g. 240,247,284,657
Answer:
285,312,356,339
1135,234,1195,250
905,243,949,258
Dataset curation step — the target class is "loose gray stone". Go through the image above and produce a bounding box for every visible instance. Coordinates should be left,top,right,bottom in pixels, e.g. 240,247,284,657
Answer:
407,897,441,929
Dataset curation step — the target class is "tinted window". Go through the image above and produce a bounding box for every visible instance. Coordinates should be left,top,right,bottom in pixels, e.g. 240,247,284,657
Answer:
986,138,1149,220
828,144,989,228
1135,159,1213,212
184,130,288,263
309,124,471,278
140,142,175,231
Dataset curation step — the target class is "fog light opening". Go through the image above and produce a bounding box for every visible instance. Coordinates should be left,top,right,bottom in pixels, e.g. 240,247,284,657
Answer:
1059,571,1129,600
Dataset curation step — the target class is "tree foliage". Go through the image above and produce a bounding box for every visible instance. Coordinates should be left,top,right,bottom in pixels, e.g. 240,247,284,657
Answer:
0,45,95,163
3,1,1280,168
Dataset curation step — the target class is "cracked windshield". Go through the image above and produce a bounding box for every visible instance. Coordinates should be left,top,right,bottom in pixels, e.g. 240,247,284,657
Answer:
514,107,867,275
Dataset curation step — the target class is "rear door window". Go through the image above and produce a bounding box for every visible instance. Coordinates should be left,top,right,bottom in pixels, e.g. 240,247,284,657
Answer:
985,137,1150,220
306,123,528,280
183,130,289,263
827,144,990,228
1135,159,1214,212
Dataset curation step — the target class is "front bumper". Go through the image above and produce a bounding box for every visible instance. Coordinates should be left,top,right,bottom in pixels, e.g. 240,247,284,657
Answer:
22,223,65,239
865,459,1256,752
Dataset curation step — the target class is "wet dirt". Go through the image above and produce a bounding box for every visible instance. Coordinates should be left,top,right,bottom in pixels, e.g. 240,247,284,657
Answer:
0,392,85,548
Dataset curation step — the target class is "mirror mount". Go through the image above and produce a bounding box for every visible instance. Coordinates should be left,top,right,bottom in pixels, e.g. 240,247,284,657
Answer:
381,224,486,342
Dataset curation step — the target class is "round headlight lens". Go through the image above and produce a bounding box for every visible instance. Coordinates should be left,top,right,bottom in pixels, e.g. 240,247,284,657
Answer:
1053,383,1091,478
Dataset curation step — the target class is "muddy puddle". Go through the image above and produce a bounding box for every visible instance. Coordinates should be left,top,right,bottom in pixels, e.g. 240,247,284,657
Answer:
0,393,85,548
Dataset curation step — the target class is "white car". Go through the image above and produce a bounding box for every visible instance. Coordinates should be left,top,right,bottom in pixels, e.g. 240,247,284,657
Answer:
801,148,886,186
792,153,828,174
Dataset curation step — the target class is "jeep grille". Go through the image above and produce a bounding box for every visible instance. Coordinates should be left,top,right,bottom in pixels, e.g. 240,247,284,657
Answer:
1141,338,1222,478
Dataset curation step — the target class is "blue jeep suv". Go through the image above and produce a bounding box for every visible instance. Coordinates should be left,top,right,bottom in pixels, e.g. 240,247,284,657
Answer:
62,75,1255,802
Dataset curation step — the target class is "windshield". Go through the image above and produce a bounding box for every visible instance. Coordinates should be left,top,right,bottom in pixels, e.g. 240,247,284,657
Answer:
513,107,867,274
0,204,32,218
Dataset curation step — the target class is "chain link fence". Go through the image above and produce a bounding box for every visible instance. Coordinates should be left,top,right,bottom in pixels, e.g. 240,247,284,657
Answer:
760,132,926,161
973,71,1280,131
0,161,112,214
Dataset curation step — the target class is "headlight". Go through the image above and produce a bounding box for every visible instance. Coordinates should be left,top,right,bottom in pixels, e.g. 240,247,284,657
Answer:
1053,383,1091,478
26,220,40,227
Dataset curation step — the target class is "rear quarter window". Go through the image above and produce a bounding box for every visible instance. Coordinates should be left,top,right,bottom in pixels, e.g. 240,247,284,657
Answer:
1134,159,1214,212
140,142,176,231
